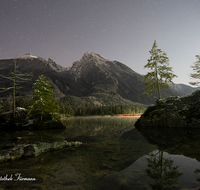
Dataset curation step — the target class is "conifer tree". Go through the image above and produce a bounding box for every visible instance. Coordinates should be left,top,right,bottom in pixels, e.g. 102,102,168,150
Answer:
189,55,200,86
0,57,31,119
143,40,177,99
27,75,61,122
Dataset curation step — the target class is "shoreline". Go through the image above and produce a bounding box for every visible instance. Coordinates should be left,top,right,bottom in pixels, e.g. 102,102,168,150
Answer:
62,114,142,120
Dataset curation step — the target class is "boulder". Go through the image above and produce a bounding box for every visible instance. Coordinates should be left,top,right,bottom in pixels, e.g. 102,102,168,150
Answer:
0,145,24,162
0,107,66,130
0,107,27,130
135,90,200,128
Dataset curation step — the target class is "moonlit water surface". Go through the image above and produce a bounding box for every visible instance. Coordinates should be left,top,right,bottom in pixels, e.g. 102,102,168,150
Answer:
0,116,200,189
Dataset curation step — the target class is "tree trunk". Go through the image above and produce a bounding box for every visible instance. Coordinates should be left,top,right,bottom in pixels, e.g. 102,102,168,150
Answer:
155,65,161,99
159,151,164,190
13,59,16,120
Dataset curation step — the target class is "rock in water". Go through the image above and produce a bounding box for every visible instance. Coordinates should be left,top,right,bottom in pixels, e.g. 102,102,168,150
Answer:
135,90,200,128
0,107,27,130
0,140,82,162
0,107,66,130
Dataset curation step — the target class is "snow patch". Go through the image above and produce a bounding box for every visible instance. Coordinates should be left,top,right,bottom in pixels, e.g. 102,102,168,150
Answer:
17,53,37,59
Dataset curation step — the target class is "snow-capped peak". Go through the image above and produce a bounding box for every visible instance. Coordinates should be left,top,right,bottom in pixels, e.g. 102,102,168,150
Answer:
67,52,112,81
81,52,110,64
17,53,38,59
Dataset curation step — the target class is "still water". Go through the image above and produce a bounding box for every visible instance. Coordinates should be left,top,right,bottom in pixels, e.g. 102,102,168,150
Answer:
0,116,200,190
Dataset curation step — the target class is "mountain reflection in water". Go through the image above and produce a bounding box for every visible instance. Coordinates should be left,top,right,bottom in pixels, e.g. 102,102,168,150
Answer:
0,117,200,189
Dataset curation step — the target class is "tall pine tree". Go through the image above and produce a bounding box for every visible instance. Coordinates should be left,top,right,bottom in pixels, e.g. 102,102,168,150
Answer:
143,40,177,99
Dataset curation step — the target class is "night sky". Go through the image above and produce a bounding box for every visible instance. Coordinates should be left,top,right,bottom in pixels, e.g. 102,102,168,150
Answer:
1,0,200,85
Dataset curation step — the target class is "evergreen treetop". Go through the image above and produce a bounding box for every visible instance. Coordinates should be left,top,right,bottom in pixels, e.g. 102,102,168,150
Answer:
27,75,61,123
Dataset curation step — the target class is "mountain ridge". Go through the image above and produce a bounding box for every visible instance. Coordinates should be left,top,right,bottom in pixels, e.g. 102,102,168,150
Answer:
0,52,198,106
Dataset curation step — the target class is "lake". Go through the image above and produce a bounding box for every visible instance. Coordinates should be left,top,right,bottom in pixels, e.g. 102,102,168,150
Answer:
0,116,200,190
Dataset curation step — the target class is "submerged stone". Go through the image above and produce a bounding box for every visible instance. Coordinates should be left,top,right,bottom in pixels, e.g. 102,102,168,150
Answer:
0,140,82,162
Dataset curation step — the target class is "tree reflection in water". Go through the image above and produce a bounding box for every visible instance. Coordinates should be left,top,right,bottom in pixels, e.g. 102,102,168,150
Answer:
145,150,182,190
194,169,200,184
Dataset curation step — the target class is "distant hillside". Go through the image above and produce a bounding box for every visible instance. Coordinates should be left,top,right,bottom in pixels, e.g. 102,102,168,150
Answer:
170,83,200,96
0,52,198,106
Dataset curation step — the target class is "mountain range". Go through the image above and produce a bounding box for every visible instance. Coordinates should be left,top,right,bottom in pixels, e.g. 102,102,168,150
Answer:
0,52,199,106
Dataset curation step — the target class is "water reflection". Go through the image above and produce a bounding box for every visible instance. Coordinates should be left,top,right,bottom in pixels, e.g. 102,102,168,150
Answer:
1,118,200,189
194,169,200,184
138,126,200,189
145,150,182,190
137,127,200,163
0,117,155,190
62,116,139,138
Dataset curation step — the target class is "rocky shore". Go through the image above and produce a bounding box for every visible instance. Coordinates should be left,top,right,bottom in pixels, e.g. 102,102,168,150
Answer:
0,107,83,163
0,140,82,163
0,107,66,131
135,90,200,128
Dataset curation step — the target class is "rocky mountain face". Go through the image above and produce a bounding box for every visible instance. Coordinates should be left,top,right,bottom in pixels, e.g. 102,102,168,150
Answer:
0,52,197,105
61,52,180,105
0,54,67,98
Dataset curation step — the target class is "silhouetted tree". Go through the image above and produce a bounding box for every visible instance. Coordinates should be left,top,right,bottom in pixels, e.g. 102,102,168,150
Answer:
143,40,177,99
0,57,31,119
189,55,200,86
